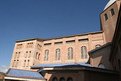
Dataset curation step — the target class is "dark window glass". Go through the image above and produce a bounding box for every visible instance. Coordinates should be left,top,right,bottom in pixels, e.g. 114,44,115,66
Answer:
52,77,58,81
67,77,73,81
59,77,65,81
104,14,108,21
111,8,115,16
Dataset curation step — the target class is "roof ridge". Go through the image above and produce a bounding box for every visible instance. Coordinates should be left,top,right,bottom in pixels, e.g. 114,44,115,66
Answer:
9,68,36,72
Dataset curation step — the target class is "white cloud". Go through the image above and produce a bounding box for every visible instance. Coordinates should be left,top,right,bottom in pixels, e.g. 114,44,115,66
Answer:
0,65,9,73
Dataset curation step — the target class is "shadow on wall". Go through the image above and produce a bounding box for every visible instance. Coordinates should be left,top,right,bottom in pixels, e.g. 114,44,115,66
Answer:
41,67,119,81
43,70,81,81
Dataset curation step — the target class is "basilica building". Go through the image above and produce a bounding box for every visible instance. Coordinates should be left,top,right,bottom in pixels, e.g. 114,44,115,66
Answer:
3,0,121,81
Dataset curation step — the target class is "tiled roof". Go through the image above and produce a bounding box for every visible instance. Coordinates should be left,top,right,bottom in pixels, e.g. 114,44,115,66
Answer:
35,63,118,75
6,68,44,80
31,63,91,69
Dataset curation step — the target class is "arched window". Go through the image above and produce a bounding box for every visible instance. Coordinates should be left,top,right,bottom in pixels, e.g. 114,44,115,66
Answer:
98,63,105,69
81,46,87,59
68,47,73,60
59,77,65,81
14,52,17,59
36,52,38,59
67,77,73,81
52,77,58,81
27,60,29,67
28,53,31,58
104,13,108,21
17,52,20,58
110,8,115,16
55,48,61,60
23,60,26,67
15,60,18,67
44,50,49,61
38,53,40,59
95,44,101,48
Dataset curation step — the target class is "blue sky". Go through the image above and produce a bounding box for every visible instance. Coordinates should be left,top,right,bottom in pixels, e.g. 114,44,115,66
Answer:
0,0,108,67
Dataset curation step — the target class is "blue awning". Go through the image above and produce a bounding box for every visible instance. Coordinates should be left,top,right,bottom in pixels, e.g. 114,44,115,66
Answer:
6,68,44,80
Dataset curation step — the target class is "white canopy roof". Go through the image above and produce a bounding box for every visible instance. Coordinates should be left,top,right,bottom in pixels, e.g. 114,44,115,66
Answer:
104,0,116,10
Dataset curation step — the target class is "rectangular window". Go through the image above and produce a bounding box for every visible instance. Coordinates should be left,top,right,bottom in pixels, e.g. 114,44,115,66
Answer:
104,13,108,21
26,42,33,48
66,40,75,43
78,38,88,42
54,41,63,45
44,43,51,46
111,8,115,16
16,44,23,49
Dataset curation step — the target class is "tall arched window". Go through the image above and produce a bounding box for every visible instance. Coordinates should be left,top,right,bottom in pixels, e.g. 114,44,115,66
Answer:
44,50,49,61
38,53,40,59
55,48,61,60
104,13,108,21
81,46,87,59
52,77,58,81
36,52,38,59
59,77,65,81
27,60,30,67
23,60,26,67
110,8,115,16
68,47,73,60
67,77,73,81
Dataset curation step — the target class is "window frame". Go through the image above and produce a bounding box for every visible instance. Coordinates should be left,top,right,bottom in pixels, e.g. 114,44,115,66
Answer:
44,50,49,61
55,48,61,60
81,46,88,59
104,13,108,21
110,8,115,16
68,47,73,60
